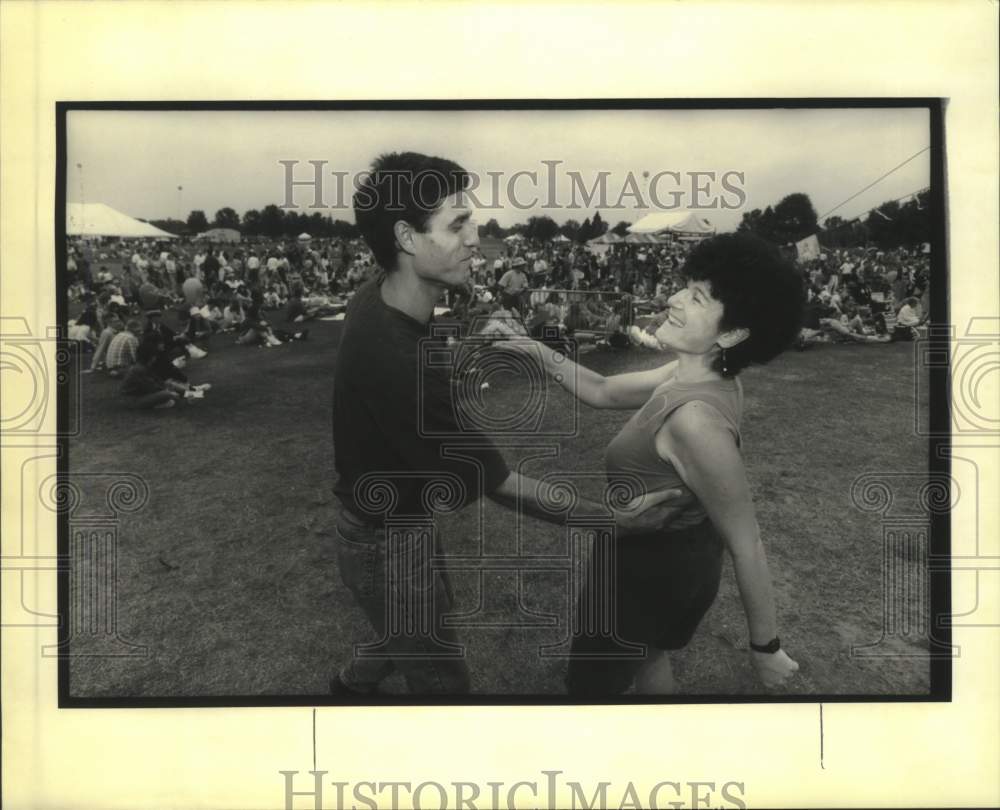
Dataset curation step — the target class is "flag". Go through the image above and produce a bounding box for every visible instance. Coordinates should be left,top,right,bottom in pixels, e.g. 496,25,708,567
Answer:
795,234,821,262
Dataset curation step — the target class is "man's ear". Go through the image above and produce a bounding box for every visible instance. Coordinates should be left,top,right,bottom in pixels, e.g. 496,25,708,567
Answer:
393,220,417,257
718,327,750,349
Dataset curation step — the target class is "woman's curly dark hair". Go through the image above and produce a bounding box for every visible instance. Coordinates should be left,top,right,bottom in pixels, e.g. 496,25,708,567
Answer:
682,233,805,377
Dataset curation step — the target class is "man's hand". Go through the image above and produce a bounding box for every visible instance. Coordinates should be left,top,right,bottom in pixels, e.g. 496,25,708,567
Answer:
751,648,800,689
613,487,695,536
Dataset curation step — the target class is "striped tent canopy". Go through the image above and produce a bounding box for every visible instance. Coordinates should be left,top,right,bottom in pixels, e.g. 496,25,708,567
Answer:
587,232,624,244
624,232,666,244
629,211,715,237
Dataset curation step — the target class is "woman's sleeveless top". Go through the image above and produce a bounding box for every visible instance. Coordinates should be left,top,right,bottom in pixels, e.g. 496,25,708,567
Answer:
605,373,744,530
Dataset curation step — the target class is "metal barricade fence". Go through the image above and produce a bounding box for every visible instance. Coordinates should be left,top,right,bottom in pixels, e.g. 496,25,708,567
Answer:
523,288,634,336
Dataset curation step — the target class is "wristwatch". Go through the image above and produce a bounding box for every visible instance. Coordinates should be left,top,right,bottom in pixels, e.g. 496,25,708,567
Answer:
749,636,781,654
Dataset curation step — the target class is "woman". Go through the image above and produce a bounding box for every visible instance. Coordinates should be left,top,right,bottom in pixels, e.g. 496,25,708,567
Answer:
505,233,803,694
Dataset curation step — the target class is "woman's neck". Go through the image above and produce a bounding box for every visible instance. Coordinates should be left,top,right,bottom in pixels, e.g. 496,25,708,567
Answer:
673,348,724,384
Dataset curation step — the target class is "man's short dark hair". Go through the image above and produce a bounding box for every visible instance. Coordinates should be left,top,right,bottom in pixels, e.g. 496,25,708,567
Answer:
353,152,471,272
682,233,805,377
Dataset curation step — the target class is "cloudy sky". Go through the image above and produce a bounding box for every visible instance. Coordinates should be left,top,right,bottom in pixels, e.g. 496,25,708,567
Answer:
67,107,930,233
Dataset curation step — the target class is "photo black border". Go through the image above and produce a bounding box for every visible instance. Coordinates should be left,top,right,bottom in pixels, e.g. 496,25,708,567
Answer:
55,98,950,708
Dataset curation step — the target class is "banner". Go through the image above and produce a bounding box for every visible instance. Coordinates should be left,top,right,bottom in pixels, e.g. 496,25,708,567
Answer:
795,233,821,261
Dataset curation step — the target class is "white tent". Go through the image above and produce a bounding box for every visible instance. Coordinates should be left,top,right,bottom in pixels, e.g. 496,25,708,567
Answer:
66,203,177,239
588,232,624,244
198,227,241,243
628,211,715,237
551,233,571,243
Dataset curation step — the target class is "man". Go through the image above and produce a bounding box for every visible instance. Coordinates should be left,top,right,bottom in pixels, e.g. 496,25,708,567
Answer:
84,313,124,374
497,256,530,314
202,249,221,287
331,152,688,696
106,318,142,377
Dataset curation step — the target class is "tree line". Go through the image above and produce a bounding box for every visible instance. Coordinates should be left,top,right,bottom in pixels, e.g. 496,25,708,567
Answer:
148,206,361,240
735,190,931,249
147,206,634,243
147,188,931,250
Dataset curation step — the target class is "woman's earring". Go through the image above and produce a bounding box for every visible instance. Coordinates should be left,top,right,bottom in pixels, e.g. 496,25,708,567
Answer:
720,345,728,376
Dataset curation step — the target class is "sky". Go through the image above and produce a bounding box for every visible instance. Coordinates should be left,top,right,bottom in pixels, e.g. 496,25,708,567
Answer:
67,108,931,233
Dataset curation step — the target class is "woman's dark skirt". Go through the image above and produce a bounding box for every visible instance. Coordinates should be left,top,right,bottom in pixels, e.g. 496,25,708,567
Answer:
565,519,724,696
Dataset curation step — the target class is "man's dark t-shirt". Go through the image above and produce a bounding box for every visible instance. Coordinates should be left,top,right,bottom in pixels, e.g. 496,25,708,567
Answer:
202,253,221,282
333,276,509,525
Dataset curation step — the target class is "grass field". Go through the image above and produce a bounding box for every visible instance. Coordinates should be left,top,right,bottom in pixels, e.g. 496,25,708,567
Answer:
67,317,931,698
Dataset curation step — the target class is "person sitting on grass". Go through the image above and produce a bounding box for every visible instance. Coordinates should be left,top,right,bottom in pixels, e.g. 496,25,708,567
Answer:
564,300,604,334
818,300,889,344
525,291,574,354
198,298,226,333
67,320,97,352
447,284,493,326
263,286,281,310
475,300,530,340
273,277,290,303
222,298,246,332
142,333,212,399
892,296,926,341
527,290,563,333
106,318,143,377
176,306,213,347
141,312,209,387
236,297,283,347
839,299,867,335
120,335,206,410
84,314,124,374
75,293,102,334
144,308,197,358
284,286,321,324
121,337,180,410
266,287,314,342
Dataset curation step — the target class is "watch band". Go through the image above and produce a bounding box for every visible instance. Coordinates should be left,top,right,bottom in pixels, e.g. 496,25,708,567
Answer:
750,636,781,654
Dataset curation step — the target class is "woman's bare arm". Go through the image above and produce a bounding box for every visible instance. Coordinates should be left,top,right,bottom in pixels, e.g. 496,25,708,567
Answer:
658,401,799,686
498,338,677,409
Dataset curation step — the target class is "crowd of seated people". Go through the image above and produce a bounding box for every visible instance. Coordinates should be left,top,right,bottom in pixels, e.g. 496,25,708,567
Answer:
66,233,377,409
796,246,930,347
67,232,932,410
